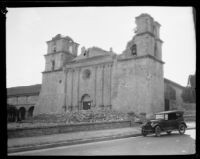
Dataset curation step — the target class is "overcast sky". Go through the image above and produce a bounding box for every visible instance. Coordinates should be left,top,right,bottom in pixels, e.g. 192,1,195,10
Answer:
6,7,196,88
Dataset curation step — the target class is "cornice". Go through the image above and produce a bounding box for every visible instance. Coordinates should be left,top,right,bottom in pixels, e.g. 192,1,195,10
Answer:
119,54,165,64
164,78,185,89
44,51,74,57
42,68,62,74
7,93,40,98
135,32,163,43
65,61,113,70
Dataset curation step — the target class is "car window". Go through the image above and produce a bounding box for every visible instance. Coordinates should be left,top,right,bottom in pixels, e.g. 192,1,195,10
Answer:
176,113,182,117
164,114,168,120
168,113,177,120
155,114,164,119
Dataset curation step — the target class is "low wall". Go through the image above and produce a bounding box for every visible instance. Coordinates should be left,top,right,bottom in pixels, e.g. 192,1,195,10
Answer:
181,103,196,111
7,120,131,138
184,115,196,121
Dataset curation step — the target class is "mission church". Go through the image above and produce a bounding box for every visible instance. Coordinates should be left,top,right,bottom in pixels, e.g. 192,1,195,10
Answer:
7,13,185,121
33,13,164,118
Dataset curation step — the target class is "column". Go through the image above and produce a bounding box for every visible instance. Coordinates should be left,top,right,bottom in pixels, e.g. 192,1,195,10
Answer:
71,69,74,110
102,65,104,106
77,68,80,110
94,66,97,107
25,108,28,119
63,69,68,112
110,64,112,108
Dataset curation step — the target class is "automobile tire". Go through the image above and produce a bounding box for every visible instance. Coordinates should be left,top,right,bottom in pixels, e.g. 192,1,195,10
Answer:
142,128,148,137
179,124,186,135
167,131,171,135
155,126,161,137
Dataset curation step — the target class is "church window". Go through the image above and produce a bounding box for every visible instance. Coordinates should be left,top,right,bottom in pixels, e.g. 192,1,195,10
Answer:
82,69,91,79
83,50,89,57
131,44,137,55
53,41,56,53
51,60,55,70
53,47,56,52
154,42,157,57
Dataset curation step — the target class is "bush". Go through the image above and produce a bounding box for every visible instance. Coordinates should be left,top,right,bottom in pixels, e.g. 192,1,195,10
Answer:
181,87,195,103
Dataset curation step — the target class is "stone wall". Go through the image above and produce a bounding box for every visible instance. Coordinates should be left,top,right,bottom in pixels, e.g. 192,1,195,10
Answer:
134,34,155,57
35,56,113,115
34,71,65,115
45,53,64,71
78,66,96,107
147,58,164,114
181,103,196,111
65,62,113,110
164,81,184,110
62,54,114,111
27,96,38,104
7,97,18,105
96,66,103,106
7,95,39,106
174,86,184,107
7,95,38,120
17,96,27,105
111,56,164,117
8,120,131,138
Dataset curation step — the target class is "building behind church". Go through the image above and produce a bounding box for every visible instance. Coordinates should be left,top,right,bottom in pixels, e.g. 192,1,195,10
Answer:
7,13,186,121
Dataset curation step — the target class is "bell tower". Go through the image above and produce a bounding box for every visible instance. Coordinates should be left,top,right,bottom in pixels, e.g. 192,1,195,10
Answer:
34,34,79,115
122,13,163,61
44,34,79,72
117,13,165,117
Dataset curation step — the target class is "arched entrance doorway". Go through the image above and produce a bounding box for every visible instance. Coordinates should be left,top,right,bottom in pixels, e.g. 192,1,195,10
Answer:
81,94,91,110
7,105,18,122
19,107,26,120
28,106,34,118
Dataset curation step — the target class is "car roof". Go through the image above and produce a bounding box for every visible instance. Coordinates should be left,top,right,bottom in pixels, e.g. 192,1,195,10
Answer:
155,110,184,115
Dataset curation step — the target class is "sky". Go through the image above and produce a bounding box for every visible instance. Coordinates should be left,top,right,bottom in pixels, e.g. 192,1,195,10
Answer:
6,7,196,88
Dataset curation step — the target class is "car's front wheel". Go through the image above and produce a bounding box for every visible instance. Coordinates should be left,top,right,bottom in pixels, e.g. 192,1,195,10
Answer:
179,124,186,135
155,126,161,137
141,128,148,137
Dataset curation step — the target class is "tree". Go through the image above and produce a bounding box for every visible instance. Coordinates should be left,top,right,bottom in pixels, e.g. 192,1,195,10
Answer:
181,87,195,103
181,74,196,103
188,74,196,101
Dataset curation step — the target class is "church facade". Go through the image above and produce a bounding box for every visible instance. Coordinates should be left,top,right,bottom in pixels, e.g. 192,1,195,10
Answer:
33,13,165,118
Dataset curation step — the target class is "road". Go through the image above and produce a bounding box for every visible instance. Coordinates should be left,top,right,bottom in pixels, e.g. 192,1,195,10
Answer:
9,129,196,156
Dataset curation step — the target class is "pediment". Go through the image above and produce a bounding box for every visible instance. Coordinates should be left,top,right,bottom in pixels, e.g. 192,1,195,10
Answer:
73,46,114,61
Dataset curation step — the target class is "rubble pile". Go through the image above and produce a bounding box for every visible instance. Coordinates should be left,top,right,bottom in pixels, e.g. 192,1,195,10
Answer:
27,108,129,124
8,108,133,129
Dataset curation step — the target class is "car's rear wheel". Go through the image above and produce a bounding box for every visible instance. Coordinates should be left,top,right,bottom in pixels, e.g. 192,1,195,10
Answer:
167,131,171,135
155,126,161,137
179,124,186,135
141,128,148,137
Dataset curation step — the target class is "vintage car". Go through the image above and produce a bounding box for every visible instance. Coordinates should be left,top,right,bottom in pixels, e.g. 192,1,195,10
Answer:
141,110,187,137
